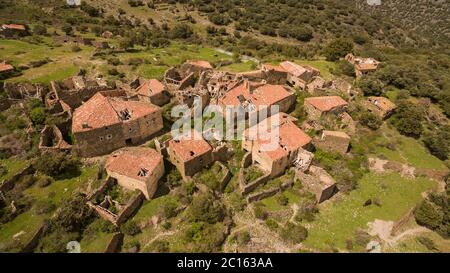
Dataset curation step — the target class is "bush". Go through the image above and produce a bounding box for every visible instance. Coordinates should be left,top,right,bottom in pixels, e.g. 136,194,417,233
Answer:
358,77,384,96
323,38,353,61
71,45,82,52
423,126,450,160
146,240,169,253
359,112,382,130
161,201,178,219
280,223,308,243
414,200,444,230
416,236,437,251
187,193,225,224
33,25,47,36
392,101,424,137
29,107,46,125
121,220,141,236
37,175,53,188
276,194,289,206
265,219,278,230
253,203,268,220
34,151,81,178
170,23,194,39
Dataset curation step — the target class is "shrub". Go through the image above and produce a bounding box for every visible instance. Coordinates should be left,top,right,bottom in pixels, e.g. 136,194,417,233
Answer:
323,38,353,61
253,203,268,220
359,112,382,130
29,107,46,125
391,101,424,137
188,193,225,224
34,151,81,178
358,77,384,96
276,194,289,206
170,23,194,39
33,25,47,36
280,223,308,243
121,220,141,236
37,175,53,188
265,219,278,230
414,200,444,230
416,236,437,251
161,201,178,219
71,45,82,52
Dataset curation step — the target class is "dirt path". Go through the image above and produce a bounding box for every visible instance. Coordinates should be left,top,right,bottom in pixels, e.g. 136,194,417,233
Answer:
142,230,176,250
367,219,430,247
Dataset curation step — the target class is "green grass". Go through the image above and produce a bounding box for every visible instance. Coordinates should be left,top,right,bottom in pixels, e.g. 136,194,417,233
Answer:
131,194,179,223
261,189,301,212
220,61,257,73
0,157,29,182
80,232,114,253
303,172,435,250
0,211,46,249
24,166,98,204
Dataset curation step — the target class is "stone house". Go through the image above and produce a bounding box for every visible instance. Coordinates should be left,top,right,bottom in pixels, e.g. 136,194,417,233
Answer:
0,62,14,74
345,53,380,78
243,113,313,178
72,93,163,157
167,130,213,180
304,96,348,120
364,96,396,119
164,67,196,92
38,125,72,152
105,147,164,200
180,60,213,76
175,86,210,109
279,61,320,89
135,79,170,106
219,80,296,116
296,165,338,203
0,24,28,38
50,75,112,109
313,130,351,155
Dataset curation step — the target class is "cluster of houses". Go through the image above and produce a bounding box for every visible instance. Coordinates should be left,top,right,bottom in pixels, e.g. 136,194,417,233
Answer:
1,51,392,223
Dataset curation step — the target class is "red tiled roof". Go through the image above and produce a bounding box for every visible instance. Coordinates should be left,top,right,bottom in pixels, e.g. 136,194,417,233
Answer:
219,81,293,109
0,62,14,73
304,96,348,112
168,130,212,162
106,147,163,182
245,113,312,160
72,93,160,132
262,64,287,73
187,60,213,69
2,24,26,31
279,61,307,78
136,79,166,96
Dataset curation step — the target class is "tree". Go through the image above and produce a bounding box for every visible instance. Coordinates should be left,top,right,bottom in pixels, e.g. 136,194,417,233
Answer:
359,112,382,130
392,101,424,137
188,193,225,224
423,126,450,160
34,151,81,178
323,38,353,61
29,107,46,125
414,200,444,230
119,37,134,50
33,25,47,36
358,77,384,96
121,220,141,236
62,24,73,36
169,23,193,39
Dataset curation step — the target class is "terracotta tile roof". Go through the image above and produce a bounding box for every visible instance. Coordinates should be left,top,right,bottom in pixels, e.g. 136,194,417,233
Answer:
219,81,293,109
187,60,213,69
106,147,163,182
262,64,287,73
136,79,166,96
279,61,309,78
168,130,212,162
304,96,348,112
245,113,312,160
367,96,396,112
0,62,14,72
2,24,26,31
72,93,160,133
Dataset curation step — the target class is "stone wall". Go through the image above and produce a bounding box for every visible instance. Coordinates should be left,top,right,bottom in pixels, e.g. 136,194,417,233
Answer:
20,223,46,253
116,192,144,225
0,164,35,192
104,232,124,253
241,152,252,169
239,169,271,195
246,180,293,203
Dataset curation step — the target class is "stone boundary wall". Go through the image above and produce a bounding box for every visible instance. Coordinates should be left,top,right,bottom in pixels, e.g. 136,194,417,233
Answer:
0,164,35,192
241,152,252,169
246,180,294,203
104,232,124,253
391,208,414,236
86,176,114,201
217,161,232,191
20,223,46,253
239,170,271,195
116,192,144,225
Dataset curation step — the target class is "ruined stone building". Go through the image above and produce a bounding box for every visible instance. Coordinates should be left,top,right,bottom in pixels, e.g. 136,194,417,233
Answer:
197,70,241,102
72,93,163,157
313,130,351,155
180,60,214,75
279,61,320,89
135,79,170,106
3,82,45,100
364,96,396,119
345,53,380,78
296,165,338,203
235,64,288,85
167,130,213,180
164,67,196,92
39,125,72,152
304,96,348,120
0,24,27,38
105,147,165,199
243,113,313,178
219,80,296,116
0,62,14,75
50,75,112,109
175,86,210,109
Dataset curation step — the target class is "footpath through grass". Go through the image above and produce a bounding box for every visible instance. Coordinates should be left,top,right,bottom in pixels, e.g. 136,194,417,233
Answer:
303,172,435,251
